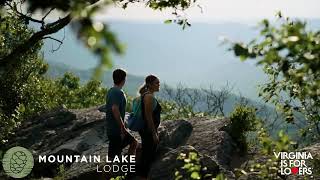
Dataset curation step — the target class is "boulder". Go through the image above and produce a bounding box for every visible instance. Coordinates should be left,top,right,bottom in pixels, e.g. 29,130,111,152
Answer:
186,117,236,168
5,106,107,179
150,145,220,180
157,119,193,156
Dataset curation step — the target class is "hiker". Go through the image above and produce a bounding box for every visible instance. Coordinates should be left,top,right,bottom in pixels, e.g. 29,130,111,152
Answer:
105,69,138,159
136,75,162,180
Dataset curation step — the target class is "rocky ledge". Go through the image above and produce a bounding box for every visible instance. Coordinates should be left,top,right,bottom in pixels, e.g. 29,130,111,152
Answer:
2,106,319,180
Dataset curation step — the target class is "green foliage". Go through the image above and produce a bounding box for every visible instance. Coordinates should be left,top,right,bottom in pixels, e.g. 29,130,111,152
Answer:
0,14,44,143
54,72,107,109
110,176,125,180
73,13,125,78
236,129,295,180
124,0,196,29
213,173,227,180
0,70,107,144
160,99,205,121
1,0,197,78
230,16,320,143
0,15,107,143
0,70,107,141
228,105,259,154
53,164,66,180
312,156,320,176
2,0,124,77
147,0,193,10
176,152,201,180
175,151,217,180
59,72,80,89
175,151,228,180
0,14,42,116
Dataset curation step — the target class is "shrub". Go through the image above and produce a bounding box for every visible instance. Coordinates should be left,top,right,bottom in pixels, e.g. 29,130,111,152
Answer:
53,165,66,180
175,151,225,180
228,105,259,154
235,129,296,180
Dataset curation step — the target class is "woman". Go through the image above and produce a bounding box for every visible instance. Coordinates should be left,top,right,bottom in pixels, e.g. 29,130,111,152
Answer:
136,75,161,180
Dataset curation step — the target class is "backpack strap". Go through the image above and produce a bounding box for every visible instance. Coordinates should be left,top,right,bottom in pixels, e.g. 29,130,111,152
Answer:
140,92,153,120
140,92,147,122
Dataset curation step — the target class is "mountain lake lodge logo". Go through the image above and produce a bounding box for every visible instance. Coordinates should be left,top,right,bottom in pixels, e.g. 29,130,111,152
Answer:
2,146,34,178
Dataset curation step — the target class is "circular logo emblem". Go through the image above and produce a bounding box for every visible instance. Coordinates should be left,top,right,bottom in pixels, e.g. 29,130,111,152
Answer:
2,146,34,178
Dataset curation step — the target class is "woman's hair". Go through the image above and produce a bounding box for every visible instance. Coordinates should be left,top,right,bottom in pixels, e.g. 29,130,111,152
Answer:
138,74,158,95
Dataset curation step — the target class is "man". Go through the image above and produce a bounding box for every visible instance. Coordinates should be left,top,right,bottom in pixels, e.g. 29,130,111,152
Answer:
106,69,137,159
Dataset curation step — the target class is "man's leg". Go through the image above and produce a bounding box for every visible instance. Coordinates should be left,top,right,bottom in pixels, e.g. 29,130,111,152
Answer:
121,132,138,180
108,135,122,159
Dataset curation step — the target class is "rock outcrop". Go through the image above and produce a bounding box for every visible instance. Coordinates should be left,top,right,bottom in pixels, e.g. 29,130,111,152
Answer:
4,105,319,180
186,118,235,168
2,106,238,179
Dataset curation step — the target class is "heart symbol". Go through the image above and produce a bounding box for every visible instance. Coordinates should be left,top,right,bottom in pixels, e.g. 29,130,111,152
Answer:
291,167,299,175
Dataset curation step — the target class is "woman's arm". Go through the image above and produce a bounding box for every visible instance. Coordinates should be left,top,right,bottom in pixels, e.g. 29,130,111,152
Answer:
144,94,158,142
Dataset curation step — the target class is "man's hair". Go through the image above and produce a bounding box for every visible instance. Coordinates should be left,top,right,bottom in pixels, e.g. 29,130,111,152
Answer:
113,69,126,85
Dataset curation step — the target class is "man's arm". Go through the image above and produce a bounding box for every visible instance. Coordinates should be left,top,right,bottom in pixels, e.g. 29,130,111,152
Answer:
111,104,126,137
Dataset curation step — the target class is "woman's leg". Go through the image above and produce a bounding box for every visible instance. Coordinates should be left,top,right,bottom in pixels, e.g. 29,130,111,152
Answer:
136,130,158,179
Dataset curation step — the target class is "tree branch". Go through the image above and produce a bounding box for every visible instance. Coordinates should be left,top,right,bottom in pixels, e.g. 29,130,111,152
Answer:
0,14,71,67
43,28,66,52
43,36,63,44
42,8,55,22
5,1,44,24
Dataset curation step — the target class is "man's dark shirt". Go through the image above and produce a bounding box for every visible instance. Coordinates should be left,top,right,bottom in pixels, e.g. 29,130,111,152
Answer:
105,86,126,136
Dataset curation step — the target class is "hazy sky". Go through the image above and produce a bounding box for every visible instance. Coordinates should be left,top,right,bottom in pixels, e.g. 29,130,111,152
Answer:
97,0,320,22
41,0,320,99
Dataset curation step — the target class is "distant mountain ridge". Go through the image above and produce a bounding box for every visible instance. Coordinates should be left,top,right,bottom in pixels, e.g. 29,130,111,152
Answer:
46,61,266,115
42,21,267,100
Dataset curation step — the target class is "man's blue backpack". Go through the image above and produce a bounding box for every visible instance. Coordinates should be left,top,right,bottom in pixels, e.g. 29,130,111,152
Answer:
127,97,145,131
